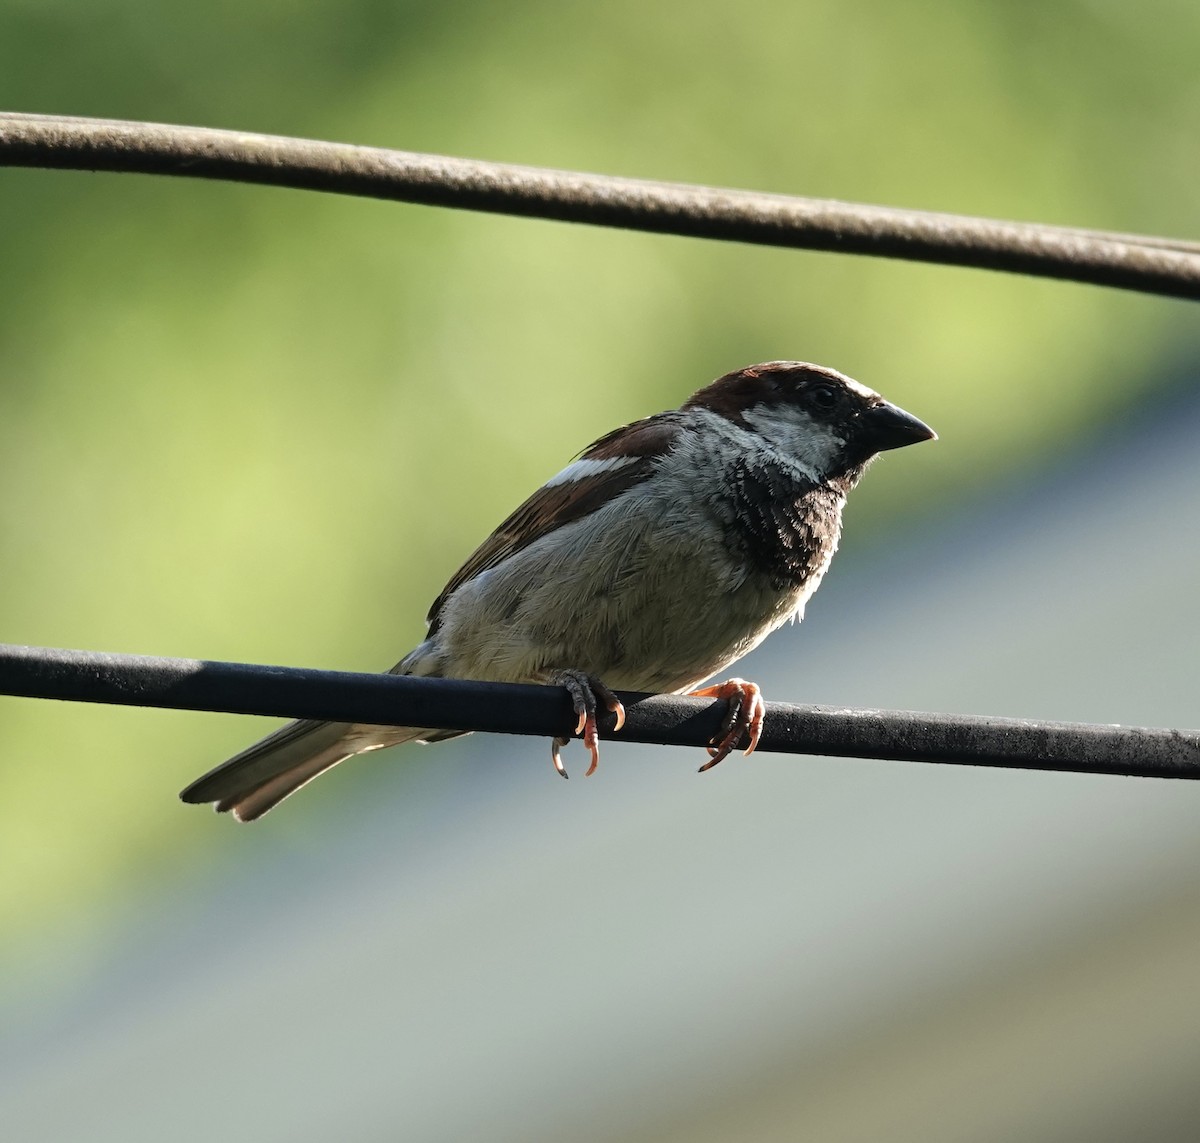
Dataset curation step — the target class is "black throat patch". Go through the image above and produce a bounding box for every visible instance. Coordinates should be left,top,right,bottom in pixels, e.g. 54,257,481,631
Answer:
726,459,851,590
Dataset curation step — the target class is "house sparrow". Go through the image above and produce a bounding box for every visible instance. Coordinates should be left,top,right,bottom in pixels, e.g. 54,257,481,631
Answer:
181,361,934,821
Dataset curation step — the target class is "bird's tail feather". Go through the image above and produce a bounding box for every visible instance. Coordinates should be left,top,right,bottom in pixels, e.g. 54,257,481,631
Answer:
180,719,426,822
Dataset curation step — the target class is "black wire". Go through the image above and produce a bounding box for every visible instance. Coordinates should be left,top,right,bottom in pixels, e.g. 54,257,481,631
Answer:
2,643,1197,779
2,113,1198,300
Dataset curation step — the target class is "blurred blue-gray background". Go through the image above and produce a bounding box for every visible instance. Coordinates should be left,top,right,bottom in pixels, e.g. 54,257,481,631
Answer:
1,3,1198,1139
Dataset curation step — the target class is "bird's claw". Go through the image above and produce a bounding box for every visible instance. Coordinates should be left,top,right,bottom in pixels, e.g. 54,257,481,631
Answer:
546,670,625,778
551,736,571,779
689,678,766,772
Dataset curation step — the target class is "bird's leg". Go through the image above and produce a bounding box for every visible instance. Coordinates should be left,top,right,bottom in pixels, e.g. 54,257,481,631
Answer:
689,677,766,772
545,669,626,778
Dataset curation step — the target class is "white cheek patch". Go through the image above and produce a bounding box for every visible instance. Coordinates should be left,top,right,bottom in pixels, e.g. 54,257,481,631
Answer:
742,404,845,479
544,455,639,487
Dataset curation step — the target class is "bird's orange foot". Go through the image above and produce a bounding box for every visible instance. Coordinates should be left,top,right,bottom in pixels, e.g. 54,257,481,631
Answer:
689,677,766,772
546,669,626,778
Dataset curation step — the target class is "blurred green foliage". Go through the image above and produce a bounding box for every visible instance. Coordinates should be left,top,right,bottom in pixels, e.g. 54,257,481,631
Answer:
0,0,1196,954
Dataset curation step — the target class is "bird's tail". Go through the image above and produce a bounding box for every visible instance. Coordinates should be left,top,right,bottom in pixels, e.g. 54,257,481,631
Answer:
179,719,427,822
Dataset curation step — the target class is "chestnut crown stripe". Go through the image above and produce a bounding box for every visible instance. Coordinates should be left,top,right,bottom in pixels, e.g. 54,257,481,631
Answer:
683,361,861,427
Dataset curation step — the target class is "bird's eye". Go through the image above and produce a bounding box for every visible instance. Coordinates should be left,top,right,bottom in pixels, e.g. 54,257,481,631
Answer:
808,384,839,411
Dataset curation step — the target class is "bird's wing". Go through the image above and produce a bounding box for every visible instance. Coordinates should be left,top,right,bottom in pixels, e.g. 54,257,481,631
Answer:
425,415,681,632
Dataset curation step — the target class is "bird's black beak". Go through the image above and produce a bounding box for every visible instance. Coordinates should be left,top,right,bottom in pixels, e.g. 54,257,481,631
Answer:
860,400,937,453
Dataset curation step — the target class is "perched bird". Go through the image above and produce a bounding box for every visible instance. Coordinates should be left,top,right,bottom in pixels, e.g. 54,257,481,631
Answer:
181,361,934,821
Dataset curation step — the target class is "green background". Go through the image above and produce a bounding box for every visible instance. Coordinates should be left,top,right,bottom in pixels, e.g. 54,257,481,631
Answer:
0,0,1196,966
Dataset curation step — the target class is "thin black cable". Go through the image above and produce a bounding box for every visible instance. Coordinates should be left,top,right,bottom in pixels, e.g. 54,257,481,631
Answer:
2,643,1197,779
1,112,1198,300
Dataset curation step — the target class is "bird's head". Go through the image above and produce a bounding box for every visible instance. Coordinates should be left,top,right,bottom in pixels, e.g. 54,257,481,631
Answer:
685,361,936,485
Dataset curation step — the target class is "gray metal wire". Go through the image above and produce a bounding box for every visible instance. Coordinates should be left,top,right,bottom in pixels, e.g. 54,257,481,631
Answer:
2,112,1198,299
